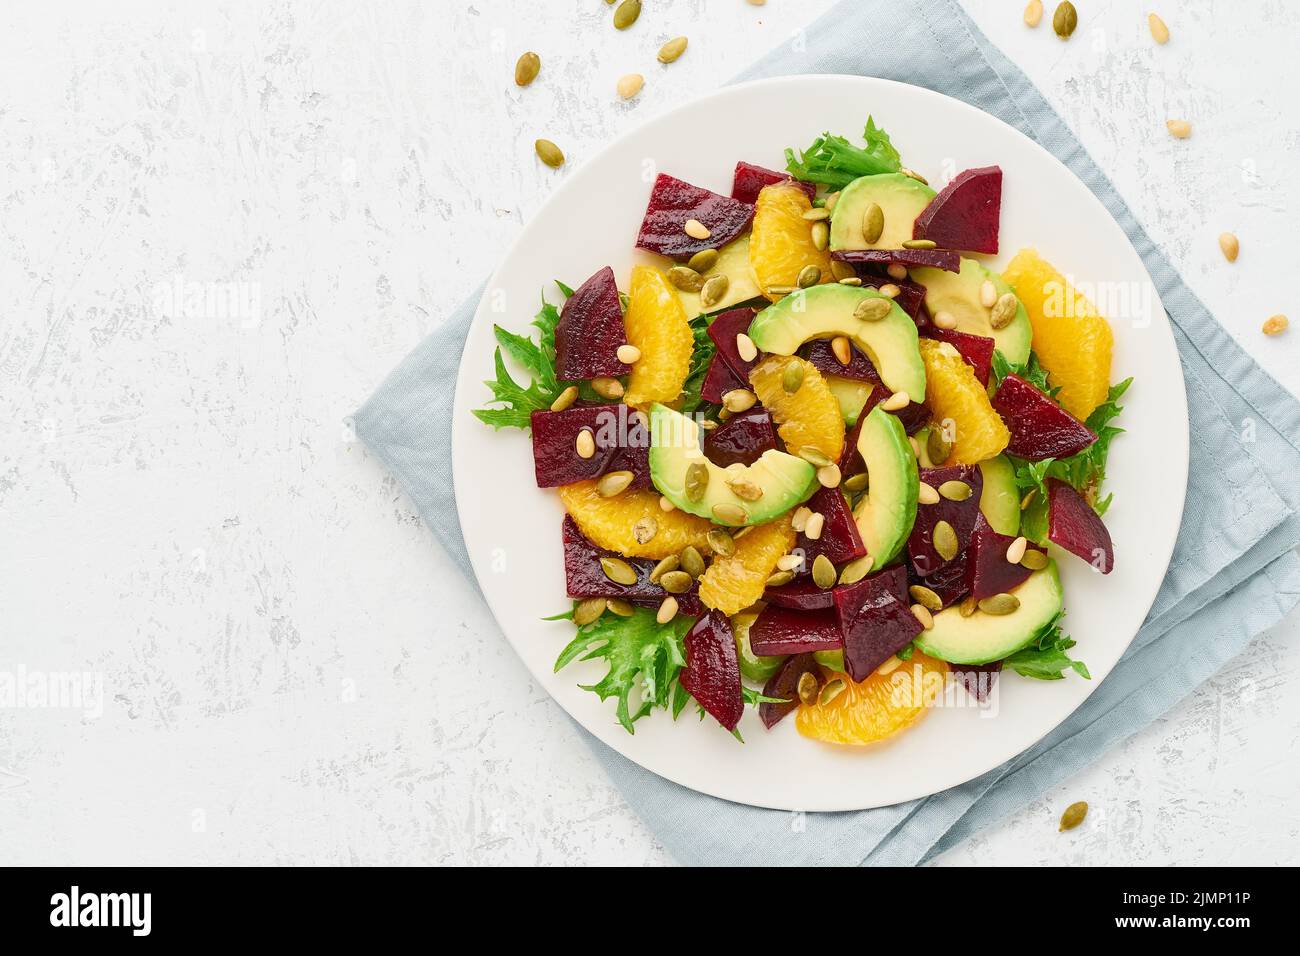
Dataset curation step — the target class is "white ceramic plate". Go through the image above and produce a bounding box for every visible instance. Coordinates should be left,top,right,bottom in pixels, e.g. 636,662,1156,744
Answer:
451,75,1188,811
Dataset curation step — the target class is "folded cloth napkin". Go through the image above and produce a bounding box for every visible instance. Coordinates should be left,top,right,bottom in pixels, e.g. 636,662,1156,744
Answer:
354,0,1300,865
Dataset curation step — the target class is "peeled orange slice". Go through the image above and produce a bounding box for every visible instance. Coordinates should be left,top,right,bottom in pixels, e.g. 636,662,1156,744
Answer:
558,480,712,559
796,652,948,745
623,265,694,408
749,182,833,300
920,339,1009,465
748,355,845,462
698,514,796,615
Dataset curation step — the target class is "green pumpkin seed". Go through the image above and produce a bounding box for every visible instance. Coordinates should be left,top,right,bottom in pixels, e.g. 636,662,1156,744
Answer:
613,0,641,30
700,274,729,308
659,570,694,594
727,476,764,502
765,285,795,296
797,445,833,468
843,472,869,493
684,462,709,502
597,470,635,497
535,139,564,168
797,264,821,288
679,545,706,579
1059,800,1088,831
933,520,959,562
712,502,748,525
861,202,884,244
632,515,658,544
990,292,1019,330
605,598,635,617
765,569,796,588
908,584,943,612
818,678,846,706
901,238,936,250
939,480,972,502
600,556,637,586
657,36,688,63
1052,1,1077,39
687,248,719,273
649,555,679,583
667,265,704,292
573,597,607,626
978,593,1021,615
796,671,821,705
802,207,830,221
830,259,856,281
959,595,978,617
838,555,872,585
1020,549,1050,571
782,361,806,393
812,554,836,589
706,529,736,557
839,276,863,286
514,51,541,87
926,428,952,464
853,297,892,322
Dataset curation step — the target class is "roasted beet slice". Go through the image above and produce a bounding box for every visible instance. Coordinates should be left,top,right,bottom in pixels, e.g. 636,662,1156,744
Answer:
908,554,969,608
635,173,755,260
833,565,922,682
950,662,1001,702
553,266,628,380
708,307,761,380
1048,478,1114,574
925,328,995,387
765,577,837,610
800,486,866,566
731,161,816,205
703,408,777,467
759,653,818,729
681,611,744,731
563,517,702,614
801,338,881,384
531,405,651,488
908,465,983,577
854,273,929,324
832,248,961,273
992,375,1098,461
912,166,1002,255
749,605,843,656
839,413,868,478
964,513,1038,600
700,352,746,404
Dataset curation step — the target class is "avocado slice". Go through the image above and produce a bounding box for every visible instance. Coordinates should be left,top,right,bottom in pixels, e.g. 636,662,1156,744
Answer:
829,173,936,251
912,258,1032,366
672,234,762,318
732,610,784,683
825,375,874,426
648,404,817,526
978,455,1020,536
746,284,926,399
914,563,1064,665
850,406,919,570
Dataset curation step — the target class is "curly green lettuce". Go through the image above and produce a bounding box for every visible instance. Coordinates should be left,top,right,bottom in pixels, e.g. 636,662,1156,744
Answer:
784,116,902,191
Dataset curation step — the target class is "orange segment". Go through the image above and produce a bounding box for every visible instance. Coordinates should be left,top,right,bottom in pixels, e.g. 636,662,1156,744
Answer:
749,182,833,301
796,653,948,746
623,265,694,408
558,480,712,559
1001,248,1114,420
748,355,845,462
920,339,1009,465
698,514,795,615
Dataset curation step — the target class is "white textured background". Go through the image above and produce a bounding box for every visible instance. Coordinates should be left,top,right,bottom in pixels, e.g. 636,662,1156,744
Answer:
1,0,1297,866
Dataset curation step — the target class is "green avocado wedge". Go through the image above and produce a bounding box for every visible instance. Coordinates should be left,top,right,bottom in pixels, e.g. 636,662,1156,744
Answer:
914,563,1064,665
978,455,1020,536
828,173,936,251
825,375,874,426
912,258,1032,366
850,405,919,571
648,404,817,526
746,284,926,399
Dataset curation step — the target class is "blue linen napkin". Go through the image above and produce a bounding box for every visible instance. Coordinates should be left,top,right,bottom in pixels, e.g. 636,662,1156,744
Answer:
353,0,1300,865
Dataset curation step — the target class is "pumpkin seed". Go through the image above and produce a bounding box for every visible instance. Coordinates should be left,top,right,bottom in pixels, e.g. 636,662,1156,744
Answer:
801,207,830,221
667,265,704,292
1020,489,1037,510
1020,548,1049,571
880,390,910,412
632,516,658,544
804,512,825,540
691,248,722,274
932,309,957,330
700,274,729,307
878,283,901,299
1218,232,1239,263
659,570,694,594
727,476,764,501
978,593,1021,615
597,470,635,497
613,0,641,30
901,238,936,250
765,569,795,588
684,217,711,240
839,276,863,286
782,361,806,393
657,36,688,63
765,285,795,296
959,595,978,617
838,555,872,585
830,259,856,281
812,554,836,589
1052,1,1077,39
656,596,679,624
1024,0,1043,28
535,139,565,168
1166,118,1192,139
1059,801,1088,831
722,388,756,412
816,463,841,488
706,529,736,557
939,479,972,501
550,385,579,412
735,333,758,362
1263,314,1289,336
600,556,637,586
861,202,884,244
606,598,635,617
917,481,940,505
933,520,959,561
989,292,1019,329
679,545,705,579
712,502,748,525
843,472,869,492
818,678,846,706
887,262,908,281
1005,535,1028,565
649,555,679,583
900,167,929,185
797,445,833,468
573,597,607,626
514,51,541,87
909,584,943,612
854,297,892,322
796,671,821,706
575,428,596,459
810,220,829,251
684,461,709,501
824,191,840,212
911,603,934,630
1148,12,1169,44
616,73,644,99
797,264,821,289
926,428,952,464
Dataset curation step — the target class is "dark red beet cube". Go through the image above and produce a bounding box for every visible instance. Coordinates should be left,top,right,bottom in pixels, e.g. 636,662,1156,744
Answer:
964,513,1036,600
731,161,816,205
802,338,881,384
800,486,866,566
765,577,837,611
833,564,922,682
925,328,995,386
700,352,746,404
636,173,755,261
553,266,628,381
950,662,1001,702
992,375,1098,461
563,517,702,615
1048,478,1114,574
912,166,1002,255
908,465,983,577
759,653,819,729
703,408,777,467
681,611,744,731
707,307,761,380
531,404,651,488
831,248,961,273
748,605,843,657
